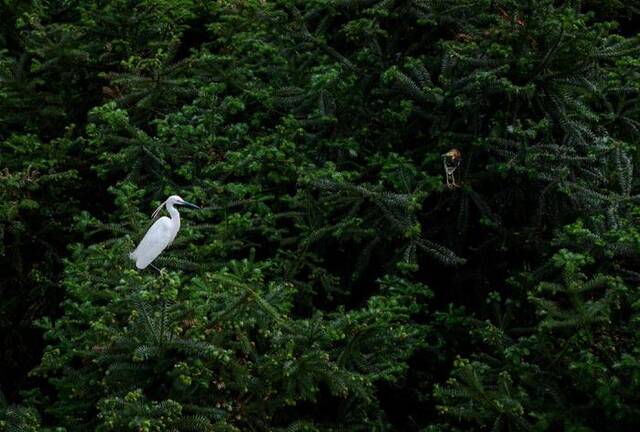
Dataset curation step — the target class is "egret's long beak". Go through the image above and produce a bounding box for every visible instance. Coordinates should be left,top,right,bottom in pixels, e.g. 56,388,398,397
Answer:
180,201,201,209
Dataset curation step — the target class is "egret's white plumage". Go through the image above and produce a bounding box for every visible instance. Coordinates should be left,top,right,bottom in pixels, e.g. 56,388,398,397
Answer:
129,195,200,270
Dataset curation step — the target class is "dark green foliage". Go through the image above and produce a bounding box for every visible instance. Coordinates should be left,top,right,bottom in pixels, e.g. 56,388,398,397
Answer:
435,213,640,430
32,224,428,430
1,0,639,430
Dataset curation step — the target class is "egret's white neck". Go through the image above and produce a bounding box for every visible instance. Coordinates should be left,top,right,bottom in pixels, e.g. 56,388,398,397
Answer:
166,202,181,221
164,202,181,244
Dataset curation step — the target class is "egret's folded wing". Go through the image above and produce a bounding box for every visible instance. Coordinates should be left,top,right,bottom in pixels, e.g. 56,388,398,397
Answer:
130,217,172,269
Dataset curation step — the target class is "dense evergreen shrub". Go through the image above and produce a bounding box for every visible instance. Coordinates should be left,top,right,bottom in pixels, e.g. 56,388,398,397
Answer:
1,0,639,430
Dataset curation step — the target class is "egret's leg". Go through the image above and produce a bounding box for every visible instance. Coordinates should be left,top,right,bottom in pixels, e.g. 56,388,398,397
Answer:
149,263,161,273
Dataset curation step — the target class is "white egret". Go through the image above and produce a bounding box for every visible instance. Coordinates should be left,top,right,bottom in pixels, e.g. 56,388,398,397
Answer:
129,195,200,270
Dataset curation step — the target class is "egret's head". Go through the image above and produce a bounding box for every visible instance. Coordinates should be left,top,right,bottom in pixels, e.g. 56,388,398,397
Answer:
166,195,184,206
167,195,200,209
152,195,201,219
